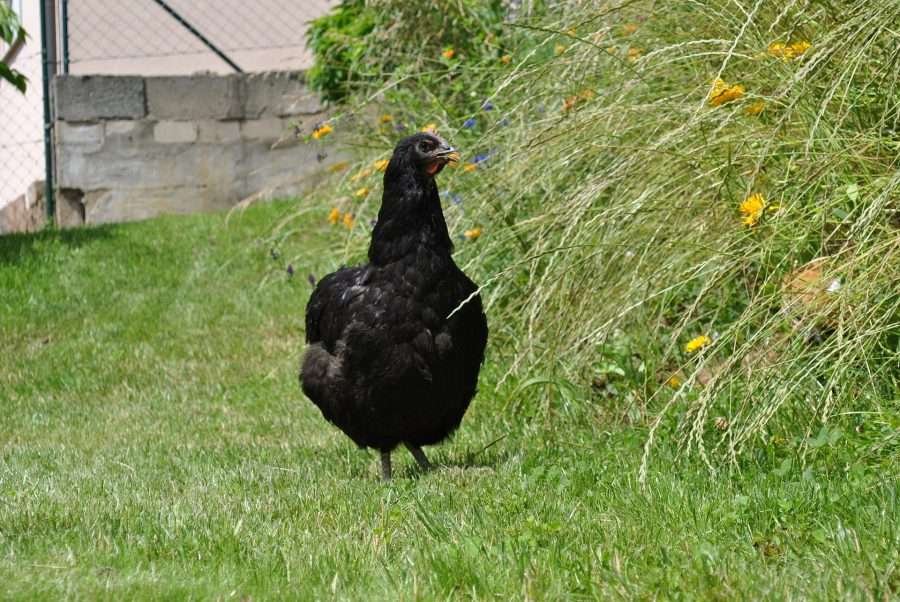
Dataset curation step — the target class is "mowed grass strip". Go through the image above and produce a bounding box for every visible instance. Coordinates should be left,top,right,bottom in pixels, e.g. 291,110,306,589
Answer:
1,202,898,599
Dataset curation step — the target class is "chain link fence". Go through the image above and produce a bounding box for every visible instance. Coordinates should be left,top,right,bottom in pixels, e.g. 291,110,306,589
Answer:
65,0,335,75
1,0,335,218
1,43,45,210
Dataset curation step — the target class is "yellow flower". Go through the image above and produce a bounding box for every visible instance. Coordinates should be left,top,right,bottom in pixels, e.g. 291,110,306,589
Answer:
606,46,618,55
768,40,811,59
464,227,482,240
627,46,643,61
745,100,766,116
708,78,745,107
350,168,372,182
685,335,712,354
463,163,478,172
342,212,354,229
379,114,393,124
421,123,438,133
312,123,333,140
442,47,455,60
788,41,811,57
500,54,512,65
373,159,389,172
666,375,683,389
622,23,639,35
354,187,370,199
328,161,350,173
328,207,341,225
555,43,567,56
739,193,766,226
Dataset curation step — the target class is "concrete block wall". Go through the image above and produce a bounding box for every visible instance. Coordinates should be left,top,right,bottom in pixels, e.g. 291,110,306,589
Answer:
53,71,333,226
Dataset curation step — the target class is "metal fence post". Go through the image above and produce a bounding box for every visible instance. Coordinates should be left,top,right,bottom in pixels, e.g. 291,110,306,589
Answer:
60,0,70,74
39,0,56,223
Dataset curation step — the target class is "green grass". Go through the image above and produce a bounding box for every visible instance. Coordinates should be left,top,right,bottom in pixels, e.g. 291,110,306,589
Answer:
2,202,898,599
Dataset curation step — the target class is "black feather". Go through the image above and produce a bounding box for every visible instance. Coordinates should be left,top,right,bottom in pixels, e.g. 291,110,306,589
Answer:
300,133,488,453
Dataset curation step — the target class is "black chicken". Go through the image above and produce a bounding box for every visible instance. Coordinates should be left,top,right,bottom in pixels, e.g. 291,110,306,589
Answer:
300,132,488,479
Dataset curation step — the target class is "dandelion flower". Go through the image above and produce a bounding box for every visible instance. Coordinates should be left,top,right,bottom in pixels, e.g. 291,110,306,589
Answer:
627,46,643,61
739,193,766,226
622,23,639,35
312,123,333,140
555,43,567,56
745,100,766,116
768,40,811,59
342,212,354,229
685,335,712,354
379,114,394,124
421,123,438,133
442,47,456,60
373,159,389,172
328,161,350,173
463,163,478,173
666,374,683,389
328,207,341,225
354,187,370,199
464,227,482,240
500,54,512,64
788,41,811,57
708,78,745,107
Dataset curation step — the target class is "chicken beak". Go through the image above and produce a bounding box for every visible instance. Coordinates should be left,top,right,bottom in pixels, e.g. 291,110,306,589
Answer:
433,144,459,164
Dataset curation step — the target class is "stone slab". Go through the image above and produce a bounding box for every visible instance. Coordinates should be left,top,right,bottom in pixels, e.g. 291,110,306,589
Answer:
146,75,243,120
55,76,146,122
243,71,323,118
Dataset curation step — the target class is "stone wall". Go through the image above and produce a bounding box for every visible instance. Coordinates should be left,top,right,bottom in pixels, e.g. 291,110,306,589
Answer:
52,71,334,227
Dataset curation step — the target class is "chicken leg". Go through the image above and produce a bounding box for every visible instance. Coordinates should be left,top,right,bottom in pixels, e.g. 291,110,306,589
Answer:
405,443,431,471
380,451,392,481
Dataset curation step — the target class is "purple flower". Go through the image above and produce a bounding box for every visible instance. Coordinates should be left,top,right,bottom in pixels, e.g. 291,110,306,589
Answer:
287,264,294,278
473,153,490,164
442,189,464,205
463,117,477,129
499,116,510,127
482,101,495,111
394,122,407,132
307,274,316,286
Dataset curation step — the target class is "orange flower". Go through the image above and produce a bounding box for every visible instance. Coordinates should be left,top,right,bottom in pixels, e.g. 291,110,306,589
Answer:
442,47,456,60
312,123,333,140
745,100,766,116
328,207,341,225
342,212,354,229
464,227,482,240
463,163,478,173
353,187,370,199
373,159,389,172
379,114,394,124
627,46,643,61
708,78,745,107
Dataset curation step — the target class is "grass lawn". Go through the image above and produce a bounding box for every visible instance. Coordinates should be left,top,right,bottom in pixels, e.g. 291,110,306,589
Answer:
1,201,898,600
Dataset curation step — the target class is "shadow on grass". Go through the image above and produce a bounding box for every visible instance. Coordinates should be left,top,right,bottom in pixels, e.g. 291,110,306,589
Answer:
0,224,117,265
